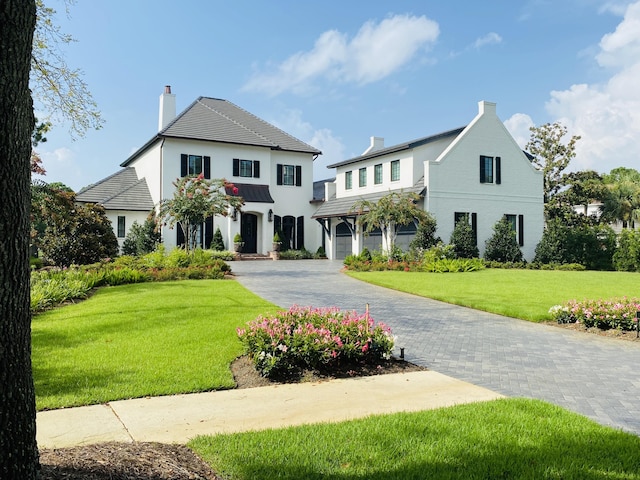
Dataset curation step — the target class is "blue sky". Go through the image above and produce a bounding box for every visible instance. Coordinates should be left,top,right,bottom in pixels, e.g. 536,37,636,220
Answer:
35,0,640,192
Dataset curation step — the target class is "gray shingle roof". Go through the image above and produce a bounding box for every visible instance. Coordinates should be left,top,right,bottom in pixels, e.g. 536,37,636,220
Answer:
76,168,154,211
327,127,465,169
122,97,321,166
312,178,425,219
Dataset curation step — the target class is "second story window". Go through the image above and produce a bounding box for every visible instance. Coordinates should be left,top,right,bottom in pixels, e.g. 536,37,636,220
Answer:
345,171,352,190
277,164,302,186
359,167,367,187
233,158,260,178
480,155,501,184
391,160,400,182
181,154,211,178
374,164,383,185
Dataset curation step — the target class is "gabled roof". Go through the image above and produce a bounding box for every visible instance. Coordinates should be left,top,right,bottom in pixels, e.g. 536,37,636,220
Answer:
122,97,321,167
312,178,425,219
76,168,154,211
327,127,465,169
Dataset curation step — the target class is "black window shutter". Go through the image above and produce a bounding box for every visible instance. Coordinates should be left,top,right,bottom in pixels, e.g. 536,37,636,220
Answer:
204,216,214,248
479,157,485,183
181,154,188,177
274,215,282,236
471,213,478,245
295,165,302,186
518,214,524,246
204,156,211,179
495,157,501,184
296,216,304,249
233,158,239,177
253,160,260,178
177,225,185,247
276,164,283,185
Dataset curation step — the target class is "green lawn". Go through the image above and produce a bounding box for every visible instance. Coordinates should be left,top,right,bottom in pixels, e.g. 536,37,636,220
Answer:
347,269,640,321
190,398,640,480
32,280,277,411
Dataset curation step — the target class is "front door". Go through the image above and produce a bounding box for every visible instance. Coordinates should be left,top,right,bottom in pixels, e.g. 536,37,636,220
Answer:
241,213,258,253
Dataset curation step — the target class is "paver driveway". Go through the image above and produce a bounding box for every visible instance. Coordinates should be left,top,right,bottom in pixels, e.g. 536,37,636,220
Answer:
230,259,640,436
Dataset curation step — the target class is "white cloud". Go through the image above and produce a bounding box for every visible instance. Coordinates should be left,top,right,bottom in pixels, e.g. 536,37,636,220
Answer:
521,1,640,174
34,147,89,191
474,32,502,49
269,109,345,179
504,113,535,148
309,128,345,180
243,14,439,96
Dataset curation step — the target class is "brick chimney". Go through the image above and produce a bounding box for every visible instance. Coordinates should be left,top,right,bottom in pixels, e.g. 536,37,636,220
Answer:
158,85,176,131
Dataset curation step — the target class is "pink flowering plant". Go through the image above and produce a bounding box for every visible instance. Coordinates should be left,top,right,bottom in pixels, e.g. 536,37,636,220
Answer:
549,297,640,331
237,305,396,379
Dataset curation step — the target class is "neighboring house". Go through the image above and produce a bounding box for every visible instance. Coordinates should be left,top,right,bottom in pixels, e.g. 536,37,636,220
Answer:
77,86,323,254
313,101,544,261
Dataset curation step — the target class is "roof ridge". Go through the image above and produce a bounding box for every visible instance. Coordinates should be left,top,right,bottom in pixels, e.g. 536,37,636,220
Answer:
196,98,278,148
77,167,136,195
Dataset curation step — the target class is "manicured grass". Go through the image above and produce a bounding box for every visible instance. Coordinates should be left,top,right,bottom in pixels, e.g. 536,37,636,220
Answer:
189,398,640,480
32,280,277,411
347,269,640,321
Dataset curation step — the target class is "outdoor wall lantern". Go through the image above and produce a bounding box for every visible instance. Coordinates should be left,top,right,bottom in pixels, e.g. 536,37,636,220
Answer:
232,208,238,221
268,209,273,222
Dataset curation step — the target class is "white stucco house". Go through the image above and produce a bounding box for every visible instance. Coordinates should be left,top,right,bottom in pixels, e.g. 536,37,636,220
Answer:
77,86,323,254
313,101,544,261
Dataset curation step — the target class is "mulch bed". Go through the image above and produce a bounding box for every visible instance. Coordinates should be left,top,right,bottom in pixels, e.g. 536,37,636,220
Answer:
545,321,640,342
38,355,425,480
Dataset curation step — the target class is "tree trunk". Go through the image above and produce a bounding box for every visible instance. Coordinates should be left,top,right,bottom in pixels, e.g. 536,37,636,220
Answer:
0,1,38,478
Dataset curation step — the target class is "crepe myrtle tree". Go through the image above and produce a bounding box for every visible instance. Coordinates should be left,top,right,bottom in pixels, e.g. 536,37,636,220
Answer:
158,174,244,251
352,191,428,256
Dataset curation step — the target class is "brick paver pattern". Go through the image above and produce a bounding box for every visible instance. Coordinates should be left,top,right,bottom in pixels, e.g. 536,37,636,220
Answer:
230,259,640,436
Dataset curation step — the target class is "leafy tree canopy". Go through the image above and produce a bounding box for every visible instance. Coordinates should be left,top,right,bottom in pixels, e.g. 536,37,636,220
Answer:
352,191,428,255
525,122,580,212
32,0,103,139
158,175,244,251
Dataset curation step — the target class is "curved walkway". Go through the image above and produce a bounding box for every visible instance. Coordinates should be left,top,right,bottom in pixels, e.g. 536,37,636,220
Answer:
230,259,640,436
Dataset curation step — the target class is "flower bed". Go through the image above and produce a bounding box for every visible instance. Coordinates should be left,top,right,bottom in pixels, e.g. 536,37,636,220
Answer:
237,306,396,379
549,298,640,331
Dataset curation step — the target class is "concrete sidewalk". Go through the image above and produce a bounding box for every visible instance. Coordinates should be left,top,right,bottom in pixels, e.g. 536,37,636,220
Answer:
37,370,503,449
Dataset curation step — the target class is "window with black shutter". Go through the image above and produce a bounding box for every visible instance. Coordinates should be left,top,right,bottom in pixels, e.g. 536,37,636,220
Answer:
277,164,302,186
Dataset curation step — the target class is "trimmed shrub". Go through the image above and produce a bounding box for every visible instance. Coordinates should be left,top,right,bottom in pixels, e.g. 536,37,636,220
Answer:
211,227,225,251
449,215,479,259
484,216,523,263
237,306,396,379
122,214,161,256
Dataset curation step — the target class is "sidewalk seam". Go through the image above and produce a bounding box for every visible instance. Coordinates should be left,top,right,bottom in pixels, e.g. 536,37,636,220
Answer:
107,403,135,442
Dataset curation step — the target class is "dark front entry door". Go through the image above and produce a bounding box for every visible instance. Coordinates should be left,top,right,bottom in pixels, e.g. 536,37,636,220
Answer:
241,213,258,253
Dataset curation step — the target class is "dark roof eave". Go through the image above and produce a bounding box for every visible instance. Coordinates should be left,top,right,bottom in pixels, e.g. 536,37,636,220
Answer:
327,126,466,169
122,134,320,167
121,134,162,167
